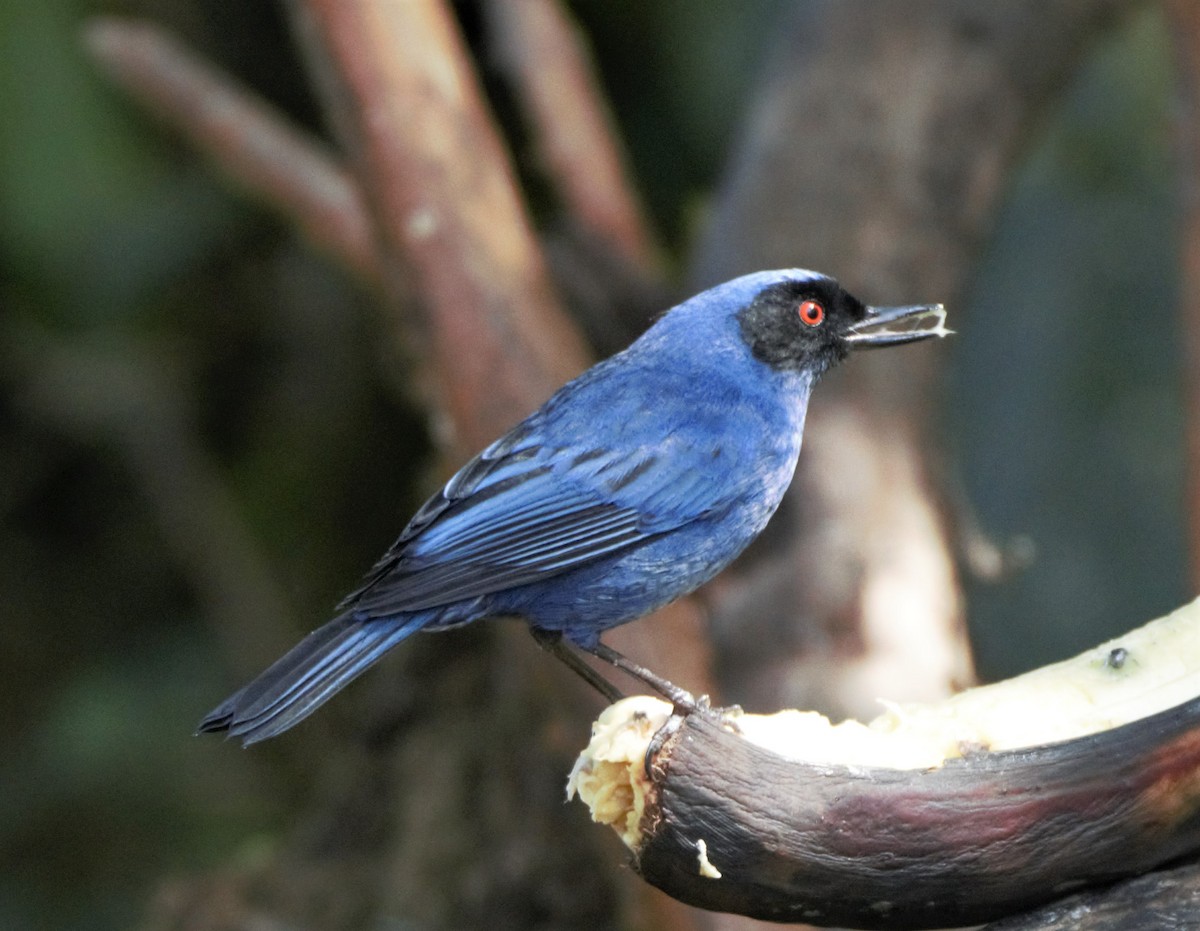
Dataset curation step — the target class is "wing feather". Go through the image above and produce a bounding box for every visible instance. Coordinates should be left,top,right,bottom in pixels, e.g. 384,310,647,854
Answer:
342,389,744,619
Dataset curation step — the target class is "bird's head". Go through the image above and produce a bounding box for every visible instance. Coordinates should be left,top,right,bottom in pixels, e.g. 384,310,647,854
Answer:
735,270,950,378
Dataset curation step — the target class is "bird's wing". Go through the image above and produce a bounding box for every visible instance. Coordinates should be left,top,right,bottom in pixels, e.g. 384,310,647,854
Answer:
341,418,731,617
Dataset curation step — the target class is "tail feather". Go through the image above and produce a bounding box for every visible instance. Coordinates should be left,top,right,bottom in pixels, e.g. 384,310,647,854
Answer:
197,614,427,745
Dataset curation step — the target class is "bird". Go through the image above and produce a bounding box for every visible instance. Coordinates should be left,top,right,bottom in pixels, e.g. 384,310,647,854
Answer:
199,268,948,745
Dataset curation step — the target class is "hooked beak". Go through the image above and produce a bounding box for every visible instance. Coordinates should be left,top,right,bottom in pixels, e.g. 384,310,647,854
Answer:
845,303,952,349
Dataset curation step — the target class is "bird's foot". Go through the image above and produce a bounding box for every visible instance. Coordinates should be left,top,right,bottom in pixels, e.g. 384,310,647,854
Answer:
531,630,737,726
585,641,704,717
530,628,625,703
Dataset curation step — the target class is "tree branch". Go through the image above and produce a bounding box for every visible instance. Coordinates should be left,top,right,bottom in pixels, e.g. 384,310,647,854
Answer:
290,0,592,456
83,16,380,286
690,0,1138,721
485,0,662,274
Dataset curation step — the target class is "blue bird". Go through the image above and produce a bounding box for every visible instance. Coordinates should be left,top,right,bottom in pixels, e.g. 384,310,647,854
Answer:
199,269,947,744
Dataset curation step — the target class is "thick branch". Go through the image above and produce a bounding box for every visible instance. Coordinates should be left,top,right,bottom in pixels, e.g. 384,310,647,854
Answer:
291,0,591,455
690,0,1138,721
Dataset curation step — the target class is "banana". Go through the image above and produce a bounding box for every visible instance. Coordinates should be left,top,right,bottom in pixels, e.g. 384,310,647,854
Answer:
568,597,1200,929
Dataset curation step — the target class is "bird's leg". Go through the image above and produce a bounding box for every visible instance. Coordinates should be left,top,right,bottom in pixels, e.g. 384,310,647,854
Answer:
584,641,701,714
530,628,625,704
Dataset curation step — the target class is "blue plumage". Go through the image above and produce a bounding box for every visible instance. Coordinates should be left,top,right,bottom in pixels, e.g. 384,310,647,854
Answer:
199,269,947,744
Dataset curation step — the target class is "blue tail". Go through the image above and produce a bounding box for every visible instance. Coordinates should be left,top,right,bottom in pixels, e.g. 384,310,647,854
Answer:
197,613,428,745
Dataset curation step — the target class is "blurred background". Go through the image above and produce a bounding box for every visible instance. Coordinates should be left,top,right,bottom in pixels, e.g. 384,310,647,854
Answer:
0,1,1190,929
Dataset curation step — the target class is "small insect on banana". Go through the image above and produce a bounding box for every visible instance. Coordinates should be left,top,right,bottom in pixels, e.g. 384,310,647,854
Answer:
568,597,1200,929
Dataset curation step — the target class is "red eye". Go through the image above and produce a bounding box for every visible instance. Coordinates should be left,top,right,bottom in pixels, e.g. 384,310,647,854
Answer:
798,299,825,327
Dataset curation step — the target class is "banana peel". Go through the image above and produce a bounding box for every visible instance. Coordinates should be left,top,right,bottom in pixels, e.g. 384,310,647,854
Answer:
568,597,1200,929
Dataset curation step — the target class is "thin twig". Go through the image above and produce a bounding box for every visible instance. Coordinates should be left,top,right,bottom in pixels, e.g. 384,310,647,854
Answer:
83,16,381,285
486,0,661,274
